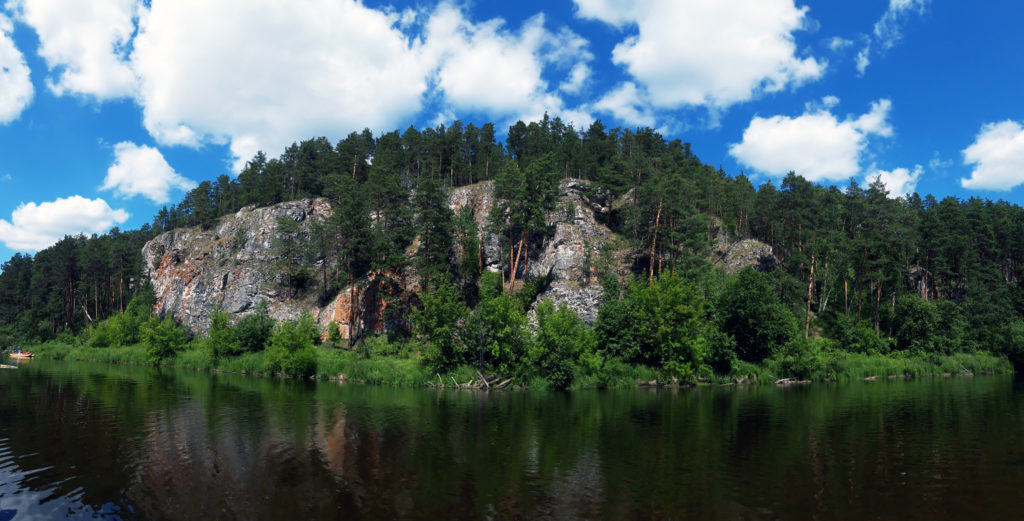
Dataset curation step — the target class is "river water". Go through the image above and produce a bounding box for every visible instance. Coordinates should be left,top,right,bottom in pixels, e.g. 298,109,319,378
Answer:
1,359,1022,520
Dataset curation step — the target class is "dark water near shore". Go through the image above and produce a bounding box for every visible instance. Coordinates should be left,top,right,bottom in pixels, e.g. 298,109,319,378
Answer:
1,359,1023,520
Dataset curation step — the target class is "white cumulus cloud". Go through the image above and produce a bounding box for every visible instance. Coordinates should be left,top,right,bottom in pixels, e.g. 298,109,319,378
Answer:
6,0,596,169
867,165,923,197
593,82,656,127
0,195,130,251
130,0,432,171
961,120,1024,191
423,5,593,124
574,0,825,110
5,0,138,99
559,62,590,95
729,98,893,182
0,13,33,124
102,142,195,203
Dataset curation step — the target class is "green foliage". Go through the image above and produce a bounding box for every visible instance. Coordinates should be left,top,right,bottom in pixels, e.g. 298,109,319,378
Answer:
594,295,644,363
206,307,241,358
414,176,455,285
31,343,151,365
169,346,215,371
530,300,595,390
630,274,708,377
489,153,560,289
235,301,275,352
478,270,504,301
215,351,266,374
86,287,154,347
414,274,469,371
272,217,314,295
141,316,188,365
232,228,247,252
596,274,708,378
893,295,940,353
327,320,342,344
572,356,661,390
771,337,838,381
1000,317,1024,369
704,328,738,375
826,313,891,354
263,314,318,378
718,268,797,363
454,209,481,294
463,293,529,376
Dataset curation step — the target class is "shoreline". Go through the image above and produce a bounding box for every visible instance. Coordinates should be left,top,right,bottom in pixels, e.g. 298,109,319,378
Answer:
14,342,1013,391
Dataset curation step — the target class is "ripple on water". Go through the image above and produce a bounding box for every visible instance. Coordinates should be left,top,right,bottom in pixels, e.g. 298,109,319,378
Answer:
0,438,135,520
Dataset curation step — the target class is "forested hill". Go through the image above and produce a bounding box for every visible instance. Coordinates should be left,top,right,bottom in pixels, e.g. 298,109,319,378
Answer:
2,115,1024,370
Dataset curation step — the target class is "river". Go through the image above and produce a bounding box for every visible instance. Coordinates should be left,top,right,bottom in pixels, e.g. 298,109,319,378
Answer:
1,359,1022,520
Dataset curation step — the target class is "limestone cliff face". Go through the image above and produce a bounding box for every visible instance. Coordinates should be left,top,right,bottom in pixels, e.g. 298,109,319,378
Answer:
142,180,767,335
142,199,333,334
447,178,628,323
526,179,629,323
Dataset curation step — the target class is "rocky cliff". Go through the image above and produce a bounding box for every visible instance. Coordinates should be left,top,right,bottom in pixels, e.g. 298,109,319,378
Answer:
142,179,770,336
142,199,333,334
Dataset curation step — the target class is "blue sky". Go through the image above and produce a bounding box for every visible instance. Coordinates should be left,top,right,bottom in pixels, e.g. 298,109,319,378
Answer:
1,0,1023,262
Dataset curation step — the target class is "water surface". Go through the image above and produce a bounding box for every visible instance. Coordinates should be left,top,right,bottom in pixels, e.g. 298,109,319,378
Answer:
1,359,1022,520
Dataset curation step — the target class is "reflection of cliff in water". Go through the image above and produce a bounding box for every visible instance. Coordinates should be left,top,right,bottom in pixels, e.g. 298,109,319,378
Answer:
122,387,616,520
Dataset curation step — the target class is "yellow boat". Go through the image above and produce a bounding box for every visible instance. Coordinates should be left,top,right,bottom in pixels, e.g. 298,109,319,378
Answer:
8,351,33,359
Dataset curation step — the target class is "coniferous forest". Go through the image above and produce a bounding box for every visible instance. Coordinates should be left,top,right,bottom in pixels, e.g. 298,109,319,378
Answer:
2,116,1023,388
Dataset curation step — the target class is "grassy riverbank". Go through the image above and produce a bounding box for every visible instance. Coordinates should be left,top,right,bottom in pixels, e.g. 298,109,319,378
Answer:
21,341,1012,390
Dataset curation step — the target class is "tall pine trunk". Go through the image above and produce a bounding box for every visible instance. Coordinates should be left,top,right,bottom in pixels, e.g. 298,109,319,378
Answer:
805,253,815,339
649,199,662,285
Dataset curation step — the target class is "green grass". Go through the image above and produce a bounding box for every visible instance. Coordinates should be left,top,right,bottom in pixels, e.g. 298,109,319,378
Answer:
30,342,150,365
316,348,432,386
766,350,1014,382
168,347,215,370
570,358,662,390
215,351,266,374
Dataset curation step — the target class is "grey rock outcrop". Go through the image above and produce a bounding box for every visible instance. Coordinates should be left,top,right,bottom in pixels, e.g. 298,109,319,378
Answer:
708,218,775,274
143,179,628,335
526,179,628,323
142,199,332,334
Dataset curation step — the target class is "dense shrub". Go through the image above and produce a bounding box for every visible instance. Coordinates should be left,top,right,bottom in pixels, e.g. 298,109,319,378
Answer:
141,317,188,365
235,301,275,352
595,273,708,378
263,313,318,378
207,307,241,357
531,300,595,390
413,274,468,371
462,293,529,376
717,268,797,363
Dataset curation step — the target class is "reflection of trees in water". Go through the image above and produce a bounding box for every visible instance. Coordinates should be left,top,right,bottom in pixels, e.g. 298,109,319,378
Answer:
6,362,1024,519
